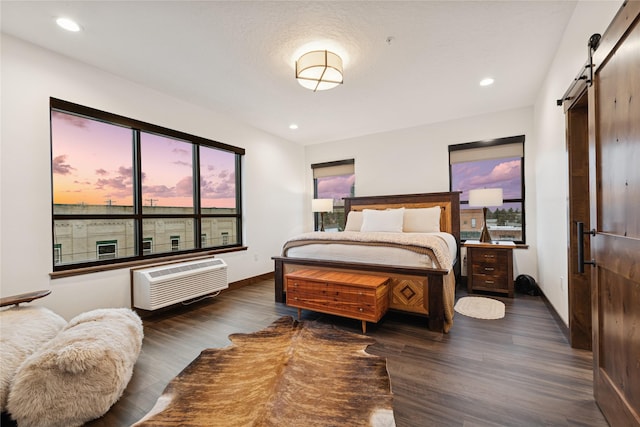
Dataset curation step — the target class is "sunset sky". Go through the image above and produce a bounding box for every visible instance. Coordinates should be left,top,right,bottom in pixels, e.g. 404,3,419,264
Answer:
451,157,522,202
317,174,355,205
52,111,236,208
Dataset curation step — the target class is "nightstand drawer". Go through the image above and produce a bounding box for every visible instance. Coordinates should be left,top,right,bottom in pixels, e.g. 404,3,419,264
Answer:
472,274,505,289
473,248,508,264
472,263,507,277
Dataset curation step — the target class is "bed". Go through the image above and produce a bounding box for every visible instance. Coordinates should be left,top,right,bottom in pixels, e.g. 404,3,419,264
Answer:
273,192,461,333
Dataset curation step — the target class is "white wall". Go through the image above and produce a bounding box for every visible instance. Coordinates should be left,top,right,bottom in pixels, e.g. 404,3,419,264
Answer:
0,35,306,320
532,0,622,324
304,107,538,280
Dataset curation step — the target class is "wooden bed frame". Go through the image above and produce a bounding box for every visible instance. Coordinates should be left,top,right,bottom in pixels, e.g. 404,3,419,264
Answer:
273,192,461,333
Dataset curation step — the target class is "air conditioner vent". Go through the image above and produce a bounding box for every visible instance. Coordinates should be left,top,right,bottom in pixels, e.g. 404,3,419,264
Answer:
132,258,228,310
148,259,224,278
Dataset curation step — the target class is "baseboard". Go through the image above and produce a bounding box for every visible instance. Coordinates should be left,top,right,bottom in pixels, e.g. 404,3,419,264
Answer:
539,289,570,343
228,271,275,290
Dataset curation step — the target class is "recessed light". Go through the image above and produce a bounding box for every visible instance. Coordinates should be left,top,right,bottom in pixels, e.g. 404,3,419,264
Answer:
56,17,81,32
289,124,299,130
480,78,494,87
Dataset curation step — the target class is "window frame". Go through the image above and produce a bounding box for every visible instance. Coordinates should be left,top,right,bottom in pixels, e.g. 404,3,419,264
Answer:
448,135,526,244
50,98,245,272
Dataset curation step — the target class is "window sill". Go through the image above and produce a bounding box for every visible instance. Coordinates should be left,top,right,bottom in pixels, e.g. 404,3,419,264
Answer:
50,246,248,280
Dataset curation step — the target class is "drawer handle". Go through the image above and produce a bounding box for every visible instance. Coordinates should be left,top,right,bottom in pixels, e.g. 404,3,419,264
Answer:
485,280,495,284
484,267,495,271
294,297,299,300
293,282,298,287
359,292,363,296
359,308,364,312
483,255,496,258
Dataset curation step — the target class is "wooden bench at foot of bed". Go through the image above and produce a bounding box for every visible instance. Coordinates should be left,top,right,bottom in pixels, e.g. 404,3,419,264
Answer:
285,269,390,334
274,257,453,333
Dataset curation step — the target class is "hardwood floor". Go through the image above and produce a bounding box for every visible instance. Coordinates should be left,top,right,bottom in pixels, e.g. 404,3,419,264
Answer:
5,280,608,426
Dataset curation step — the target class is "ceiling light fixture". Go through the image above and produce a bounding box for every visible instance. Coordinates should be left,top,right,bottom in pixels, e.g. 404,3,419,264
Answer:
289,124,299,130
295,50,343,92
56,17,81,32
480,78,494,87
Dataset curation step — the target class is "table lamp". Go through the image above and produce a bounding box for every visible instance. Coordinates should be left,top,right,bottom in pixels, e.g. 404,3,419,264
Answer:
312,198,333,231
468,188,503,243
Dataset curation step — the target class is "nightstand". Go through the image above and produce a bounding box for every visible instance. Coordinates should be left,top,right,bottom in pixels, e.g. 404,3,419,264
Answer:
464,240,515,297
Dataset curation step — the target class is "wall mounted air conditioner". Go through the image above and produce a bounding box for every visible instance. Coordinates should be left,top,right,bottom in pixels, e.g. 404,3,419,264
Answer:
132,258,228,310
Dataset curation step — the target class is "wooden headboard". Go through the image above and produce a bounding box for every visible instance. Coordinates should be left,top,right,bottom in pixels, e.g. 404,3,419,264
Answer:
343,192,461,275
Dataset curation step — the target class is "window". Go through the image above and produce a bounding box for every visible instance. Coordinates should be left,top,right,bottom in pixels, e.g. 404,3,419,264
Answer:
221,232,229,245
54,244,62,265
51,98,245,271
170,236,180,252
449,135,525,243
97,240,117,260
142,238,153,255
311,159,355,231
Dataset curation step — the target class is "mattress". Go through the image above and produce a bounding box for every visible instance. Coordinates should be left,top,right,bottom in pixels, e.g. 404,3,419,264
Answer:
284,232,457,270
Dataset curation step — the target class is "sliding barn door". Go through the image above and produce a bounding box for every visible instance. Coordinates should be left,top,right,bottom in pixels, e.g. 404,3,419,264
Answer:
588,2,640,425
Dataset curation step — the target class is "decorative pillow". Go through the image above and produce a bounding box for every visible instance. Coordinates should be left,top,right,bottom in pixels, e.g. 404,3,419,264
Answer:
403,206,441,233
7,308,144,427
360,208,404,233
344,211,364,231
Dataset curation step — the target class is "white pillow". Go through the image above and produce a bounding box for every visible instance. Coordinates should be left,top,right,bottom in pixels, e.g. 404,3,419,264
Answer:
344,211,364,231
360,208,404,233
403,206,441,233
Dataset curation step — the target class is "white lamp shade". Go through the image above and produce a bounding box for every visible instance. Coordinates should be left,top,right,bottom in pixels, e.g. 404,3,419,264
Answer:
312,198,334,213
468,188,503,207
296,50,343,91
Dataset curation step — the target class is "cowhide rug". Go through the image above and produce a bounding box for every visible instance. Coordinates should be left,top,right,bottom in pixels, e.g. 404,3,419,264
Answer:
133,316,395,427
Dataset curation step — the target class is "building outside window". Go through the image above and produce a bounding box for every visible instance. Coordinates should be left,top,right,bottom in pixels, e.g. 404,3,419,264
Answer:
449,135,525,243
221,232,229,245
50,98,245,271
311,159,355,231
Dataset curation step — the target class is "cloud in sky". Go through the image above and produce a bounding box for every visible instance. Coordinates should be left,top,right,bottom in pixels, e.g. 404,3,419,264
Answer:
469,160,520,187
52,155,75,175
175,176,194,197
317,174,355,202
172,147,190,156
51,110,87,128
452,157,521,200
201,170,236,199
92,165,135,200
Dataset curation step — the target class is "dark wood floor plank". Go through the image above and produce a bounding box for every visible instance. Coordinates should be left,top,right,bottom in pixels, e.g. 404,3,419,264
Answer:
2,280,608,426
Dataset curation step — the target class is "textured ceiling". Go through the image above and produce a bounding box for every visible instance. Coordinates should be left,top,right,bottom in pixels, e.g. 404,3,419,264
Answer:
1,1,578,145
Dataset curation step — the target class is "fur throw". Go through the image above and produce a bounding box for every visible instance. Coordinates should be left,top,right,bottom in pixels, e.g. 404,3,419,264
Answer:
7,308,143,427
0,306,67,412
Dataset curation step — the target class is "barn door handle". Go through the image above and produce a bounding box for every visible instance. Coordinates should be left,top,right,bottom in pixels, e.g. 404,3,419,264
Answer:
577,221,596,273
